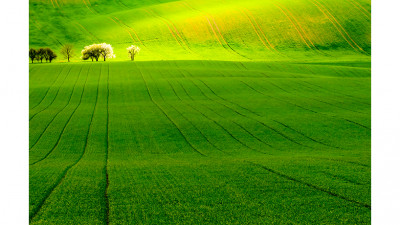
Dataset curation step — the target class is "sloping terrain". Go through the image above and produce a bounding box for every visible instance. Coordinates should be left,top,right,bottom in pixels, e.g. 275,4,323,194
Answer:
29,0,371,224
29,0,371,61
29,61,371,224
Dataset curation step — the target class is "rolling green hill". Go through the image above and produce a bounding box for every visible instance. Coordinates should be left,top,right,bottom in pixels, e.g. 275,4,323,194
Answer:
29,0,371,224
29,0,371,61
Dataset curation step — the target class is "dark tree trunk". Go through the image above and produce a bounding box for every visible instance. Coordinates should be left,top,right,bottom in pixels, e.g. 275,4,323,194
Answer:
104,56,106,61
68,56,70,62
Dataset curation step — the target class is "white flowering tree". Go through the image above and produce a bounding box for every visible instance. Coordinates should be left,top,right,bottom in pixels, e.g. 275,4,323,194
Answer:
127,45,140,61
81,43,115,62
99,43,115,61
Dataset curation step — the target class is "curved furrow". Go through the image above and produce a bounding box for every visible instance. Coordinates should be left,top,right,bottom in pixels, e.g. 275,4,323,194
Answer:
210,16,251,60
30,66,84,150
240,79,370,130
197,79,262,117
149,9,197,55
246,161,371,209
181,1,249,60
175,78,275,150
273,3,312,50
301,80,370,106
30,64,100,222
345,0,371,19
135,64,206,157
316,157,370,168
176,67,309,148
169,79,270,154
30,65,91,166
112,16,147,48
321,171,365,186
185,75,312,149
314,0,366,52
30,66,73,121
74,21,100,43
108,16,136,43
30,65,66,111
274,79,368,115
244,8,276,50
154,79,228,155
309,0,366,53
142,9,187,51
272,119,342,149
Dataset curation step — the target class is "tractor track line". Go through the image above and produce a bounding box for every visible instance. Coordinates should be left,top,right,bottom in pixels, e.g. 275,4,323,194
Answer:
199,78,317,148
178,68,309,148
30,64,100,222
30,66,73,121
170,79,267,155
309,0,365,53
152,77,224,155
321,171,365,186
211,17,250,60
136,65,206,156
149,9,195,53
30,65,91,166
242,79,371,130
197,79,262,117
276,3,322,53
192,77,310,149
273,119,342,149
244,9,276,50
317,157,370,168
348,0,371,17
30,65,66,111
175,78,274,151
274,3,312,49
108,16,136,43
313,0,366,52
30,66,84,150
143,9,187,51
75,21,100,43
113,16,147,48
280,79,368,115
290,77,370,107
240,10,270,50
82,0,96,14
174,81,232,155
345,0,370,19
104,63,110,225
301,80,370,105
246,161,371,209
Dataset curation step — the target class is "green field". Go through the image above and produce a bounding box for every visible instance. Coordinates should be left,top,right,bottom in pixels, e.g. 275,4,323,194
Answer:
30,0,371,224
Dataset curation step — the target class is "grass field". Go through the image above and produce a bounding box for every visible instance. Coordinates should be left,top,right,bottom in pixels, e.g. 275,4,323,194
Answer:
29,0,371,224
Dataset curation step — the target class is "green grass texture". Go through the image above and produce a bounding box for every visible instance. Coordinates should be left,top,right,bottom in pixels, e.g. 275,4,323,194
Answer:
29,61,370,224
29,0,371,61
30,0,370,224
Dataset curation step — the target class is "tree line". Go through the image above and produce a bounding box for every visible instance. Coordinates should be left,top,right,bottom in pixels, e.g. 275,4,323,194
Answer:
29,43,140,63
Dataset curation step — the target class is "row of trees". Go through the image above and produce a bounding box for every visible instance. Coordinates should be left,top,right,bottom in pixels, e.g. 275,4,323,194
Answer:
29,48,57,63
29,43,140,63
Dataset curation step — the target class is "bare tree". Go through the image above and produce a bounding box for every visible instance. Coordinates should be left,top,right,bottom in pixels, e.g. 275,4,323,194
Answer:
60,44,74,62
37,48,45,63
29,48,37,64
47,48,57,63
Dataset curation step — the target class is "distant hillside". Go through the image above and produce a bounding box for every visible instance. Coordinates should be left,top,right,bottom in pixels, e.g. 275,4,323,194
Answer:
29,0,371,61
